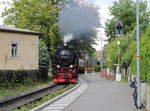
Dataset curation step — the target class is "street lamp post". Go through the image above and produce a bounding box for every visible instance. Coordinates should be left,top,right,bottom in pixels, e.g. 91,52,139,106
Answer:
136,0,141,108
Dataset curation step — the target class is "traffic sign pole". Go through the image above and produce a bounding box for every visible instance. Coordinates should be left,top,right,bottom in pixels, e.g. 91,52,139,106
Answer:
115,22,123,82
136,0,141,108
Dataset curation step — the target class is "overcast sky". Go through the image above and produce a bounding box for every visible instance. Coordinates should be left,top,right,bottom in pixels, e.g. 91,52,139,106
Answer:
0,0,149,50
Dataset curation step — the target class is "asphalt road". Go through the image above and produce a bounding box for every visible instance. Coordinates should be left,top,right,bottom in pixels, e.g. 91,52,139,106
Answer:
64,73,141,111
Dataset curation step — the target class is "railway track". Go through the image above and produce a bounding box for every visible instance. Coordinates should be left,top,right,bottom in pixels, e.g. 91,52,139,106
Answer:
0,83,66,111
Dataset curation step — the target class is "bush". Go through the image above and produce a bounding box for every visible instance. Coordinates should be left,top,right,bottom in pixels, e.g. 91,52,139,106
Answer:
0,68,49,87
93,65,101,72
0,70,39,87
39,40,50,67
87,65,108,72
131,27,150,84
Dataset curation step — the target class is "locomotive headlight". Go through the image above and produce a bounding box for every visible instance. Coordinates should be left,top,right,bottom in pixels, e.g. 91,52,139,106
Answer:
57,65,60,68
69,65,73,68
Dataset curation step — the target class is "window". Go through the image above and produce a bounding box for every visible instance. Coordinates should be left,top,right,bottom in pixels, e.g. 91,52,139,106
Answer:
11,43,18,57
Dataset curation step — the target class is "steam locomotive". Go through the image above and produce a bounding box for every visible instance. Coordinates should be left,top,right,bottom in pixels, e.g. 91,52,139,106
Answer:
51,42,85,83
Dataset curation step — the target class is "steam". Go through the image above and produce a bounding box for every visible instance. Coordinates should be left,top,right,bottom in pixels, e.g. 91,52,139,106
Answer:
59,0,100,43
64,33,73,43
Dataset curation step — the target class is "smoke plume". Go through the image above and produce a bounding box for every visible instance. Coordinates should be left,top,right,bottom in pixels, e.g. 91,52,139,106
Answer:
59,0,100,43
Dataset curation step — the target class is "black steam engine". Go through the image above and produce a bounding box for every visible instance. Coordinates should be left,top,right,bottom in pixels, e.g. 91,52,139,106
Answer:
51,42,85,83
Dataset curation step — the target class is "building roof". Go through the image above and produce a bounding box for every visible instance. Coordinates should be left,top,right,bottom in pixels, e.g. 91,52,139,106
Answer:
0,25,41,35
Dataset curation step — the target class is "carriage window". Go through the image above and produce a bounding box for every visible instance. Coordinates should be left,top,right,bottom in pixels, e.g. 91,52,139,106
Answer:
11,43,18,57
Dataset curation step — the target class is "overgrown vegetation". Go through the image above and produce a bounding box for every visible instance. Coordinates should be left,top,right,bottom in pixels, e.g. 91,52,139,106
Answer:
105,0,150,42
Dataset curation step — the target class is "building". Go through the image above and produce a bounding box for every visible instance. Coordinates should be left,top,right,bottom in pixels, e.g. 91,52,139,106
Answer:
0,26,44,84
0,26,41,70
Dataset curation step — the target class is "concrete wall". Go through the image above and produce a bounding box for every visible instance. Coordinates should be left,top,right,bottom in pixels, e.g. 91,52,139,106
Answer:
0,32,39,70
140,82,150,111
146,84,150,110
141,83,147,107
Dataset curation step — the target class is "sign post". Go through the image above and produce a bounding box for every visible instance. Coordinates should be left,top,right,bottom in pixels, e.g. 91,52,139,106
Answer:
115,21,123,81
136,0,141,108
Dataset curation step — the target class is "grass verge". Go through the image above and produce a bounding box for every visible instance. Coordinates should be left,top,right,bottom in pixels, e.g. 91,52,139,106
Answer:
12,84,75,111
120,79,128,83
0,82,49,99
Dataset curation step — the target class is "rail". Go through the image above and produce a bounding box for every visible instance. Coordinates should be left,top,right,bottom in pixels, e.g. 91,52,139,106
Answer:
0,83,65,110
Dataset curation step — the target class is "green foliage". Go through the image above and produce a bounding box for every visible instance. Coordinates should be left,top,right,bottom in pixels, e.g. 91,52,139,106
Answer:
131,27,150,83
104,29,136,70
121,28,136,63
2,0,62,58
93,65,101,72
104,0,150,83
48,24,62,57
105,0,150,41
77,34,97,57
0,82,48,99
105,25,150,83
67,34,97,58
39,40,50,67
104,40,117,69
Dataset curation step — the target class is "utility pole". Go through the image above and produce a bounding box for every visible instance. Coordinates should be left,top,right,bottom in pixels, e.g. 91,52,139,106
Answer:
136,0,141,108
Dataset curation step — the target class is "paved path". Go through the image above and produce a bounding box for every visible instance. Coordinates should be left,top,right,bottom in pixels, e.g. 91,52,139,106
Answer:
64,73,141,111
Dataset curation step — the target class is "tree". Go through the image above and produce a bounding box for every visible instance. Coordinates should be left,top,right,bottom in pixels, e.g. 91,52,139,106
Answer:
104,40,118,69
105,0,150,41
2,0,62,57
67,34,97,58
39,40,50,67
104,0,150,67
104,28,136,75
104,0,150,81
